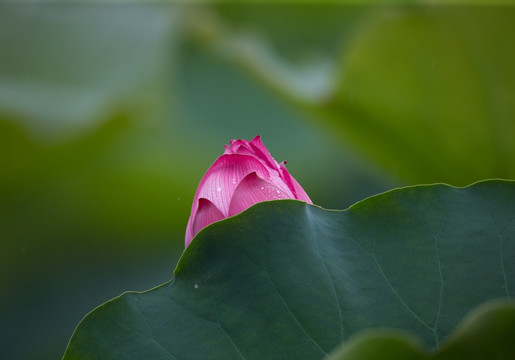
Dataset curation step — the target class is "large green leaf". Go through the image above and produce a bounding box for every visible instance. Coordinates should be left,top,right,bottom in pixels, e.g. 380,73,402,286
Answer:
63,180,515,359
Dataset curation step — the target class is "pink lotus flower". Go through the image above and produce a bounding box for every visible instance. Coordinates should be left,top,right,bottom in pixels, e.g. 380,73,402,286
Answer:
185,135,312,247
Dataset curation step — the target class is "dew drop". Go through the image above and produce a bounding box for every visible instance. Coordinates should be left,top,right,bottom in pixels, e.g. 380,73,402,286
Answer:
217,187,222,192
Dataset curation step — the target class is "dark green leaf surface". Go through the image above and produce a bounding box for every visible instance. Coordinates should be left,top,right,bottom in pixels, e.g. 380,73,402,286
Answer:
64,180,515,360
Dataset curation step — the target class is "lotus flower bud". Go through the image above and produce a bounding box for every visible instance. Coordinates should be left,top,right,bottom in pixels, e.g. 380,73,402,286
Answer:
185,135,312,247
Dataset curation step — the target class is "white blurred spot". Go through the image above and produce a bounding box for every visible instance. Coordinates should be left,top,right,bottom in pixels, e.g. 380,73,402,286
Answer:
219,31,335,103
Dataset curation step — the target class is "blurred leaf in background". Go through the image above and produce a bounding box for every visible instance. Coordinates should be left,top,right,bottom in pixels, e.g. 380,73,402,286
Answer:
1,2,513,360
0,4,185,360
325,6,515,184
205,4,515,184
0,3,392,360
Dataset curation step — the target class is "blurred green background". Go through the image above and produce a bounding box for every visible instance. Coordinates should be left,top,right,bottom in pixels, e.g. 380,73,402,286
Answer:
1,2,514,360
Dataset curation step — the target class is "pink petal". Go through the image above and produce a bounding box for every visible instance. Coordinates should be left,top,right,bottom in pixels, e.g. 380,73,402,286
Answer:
224,136,282,179
278,161,296,195
279,161,312,203
228,172,291,217
249,135,280,171
185,198,225,247
189,154,271,220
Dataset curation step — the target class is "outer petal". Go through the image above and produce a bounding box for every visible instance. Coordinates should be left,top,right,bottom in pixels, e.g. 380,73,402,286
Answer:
228,172,290,217
279,161,312,203
185,154,272,241
185,198,225,247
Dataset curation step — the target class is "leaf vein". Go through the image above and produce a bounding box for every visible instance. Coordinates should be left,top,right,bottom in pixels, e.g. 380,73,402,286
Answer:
486,211,514,300
209,294,246,360
431,214,446,348
372,254,433,332
312,223,344,343
109,312,178,360
263,272,328,356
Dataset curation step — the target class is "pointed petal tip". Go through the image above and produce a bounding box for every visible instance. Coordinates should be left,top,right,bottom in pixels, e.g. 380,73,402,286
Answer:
279,161,312,204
